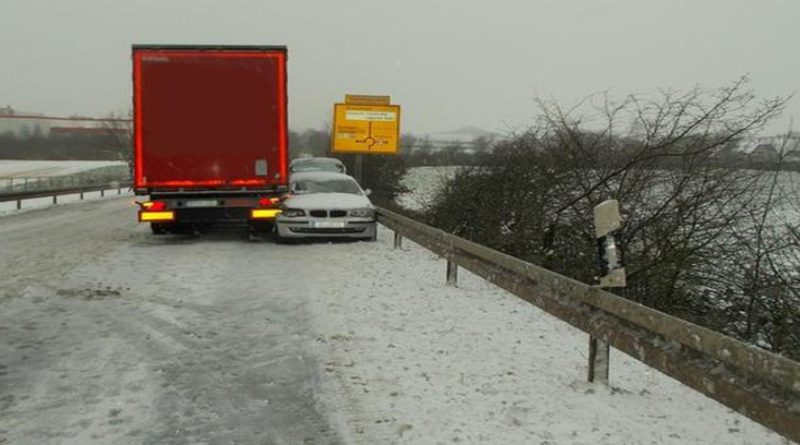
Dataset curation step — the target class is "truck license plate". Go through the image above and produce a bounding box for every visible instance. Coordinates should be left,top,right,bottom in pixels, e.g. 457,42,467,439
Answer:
184,200,218,208
312,221,346,229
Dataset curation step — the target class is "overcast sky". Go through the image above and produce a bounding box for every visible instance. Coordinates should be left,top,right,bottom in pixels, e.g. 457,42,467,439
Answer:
1,0,798,135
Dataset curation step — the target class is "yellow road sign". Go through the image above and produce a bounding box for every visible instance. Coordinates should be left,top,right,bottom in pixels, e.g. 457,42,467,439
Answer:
345,95,391,105
331,103,401,154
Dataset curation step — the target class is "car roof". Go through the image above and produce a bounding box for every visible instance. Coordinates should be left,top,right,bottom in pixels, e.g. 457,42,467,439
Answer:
289,171,357,182
290,157,344,165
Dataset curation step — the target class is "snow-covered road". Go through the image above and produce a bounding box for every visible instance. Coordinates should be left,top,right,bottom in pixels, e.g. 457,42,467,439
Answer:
0,198,793,444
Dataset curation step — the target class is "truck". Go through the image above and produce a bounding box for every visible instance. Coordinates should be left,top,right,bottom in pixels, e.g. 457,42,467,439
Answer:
132,45,288,234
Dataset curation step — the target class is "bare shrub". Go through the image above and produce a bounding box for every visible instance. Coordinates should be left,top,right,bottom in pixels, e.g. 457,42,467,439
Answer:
424,78,800,359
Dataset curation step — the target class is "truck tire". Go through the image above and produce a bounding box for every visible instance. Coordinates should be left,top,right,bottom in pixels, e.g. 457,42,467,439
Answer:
151,223,168,235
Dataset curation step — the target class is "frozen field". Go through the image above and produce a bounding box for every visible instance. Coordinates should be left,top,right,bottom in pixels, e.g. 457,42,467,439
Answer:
0,160,127,178
397,166,460,211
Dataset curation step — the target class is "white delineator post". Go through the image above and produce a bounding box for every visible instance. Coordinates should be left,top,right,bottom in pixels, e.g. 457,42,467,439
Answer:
590,199,626,384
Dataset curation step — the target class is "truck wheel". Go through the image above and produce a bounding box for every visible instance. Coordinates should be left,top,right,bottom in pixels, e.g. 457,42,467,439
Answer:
274,233,293,244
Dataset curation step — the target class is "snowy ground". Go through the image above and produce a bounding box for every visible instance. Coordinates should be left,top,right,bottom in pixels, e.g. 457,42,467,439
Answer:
396,166,459,211
0,198,794,444
0,160,126,178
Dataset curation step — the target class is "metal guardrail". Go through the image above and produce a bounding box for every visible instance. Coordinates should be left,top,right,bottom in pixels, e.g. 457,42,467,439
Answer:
0,182,132,210
376,206,800,443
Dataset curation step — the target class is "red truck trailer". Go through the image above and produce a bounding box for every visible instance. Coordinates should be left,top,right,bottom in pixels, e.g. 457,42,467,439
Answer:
132,45,288,234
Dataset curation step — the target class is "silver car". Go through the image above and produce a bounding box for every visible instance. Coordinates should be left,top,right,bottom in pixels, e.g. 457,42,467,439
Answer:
288,156,347,174
276,171,376,241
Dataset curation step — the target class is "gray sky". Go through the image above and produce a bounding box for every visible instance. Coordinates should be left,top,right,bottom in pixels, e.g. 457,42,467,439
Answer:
1,0,798,135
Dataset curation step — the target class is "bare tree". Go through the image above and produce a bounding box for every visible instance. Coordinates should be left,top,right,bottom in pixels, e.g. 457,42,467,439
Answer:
100,110,133,179
424,79,800,359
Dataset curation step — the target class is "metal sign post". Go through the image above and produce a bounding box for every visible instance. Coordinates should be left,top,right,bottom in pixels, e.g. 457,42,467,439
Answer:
354,154,364,184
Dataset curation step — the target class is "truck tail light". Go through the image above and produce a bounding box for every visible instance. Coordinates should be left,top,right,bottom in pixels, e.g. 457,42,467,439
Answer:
251,209,281,219
139,211,175,222
140,201,167,211
258,197,280,207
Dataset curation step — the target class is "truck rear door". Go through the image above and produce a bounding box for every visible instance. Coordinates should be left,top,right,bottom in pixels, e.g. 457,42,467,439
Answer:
133,46,288,192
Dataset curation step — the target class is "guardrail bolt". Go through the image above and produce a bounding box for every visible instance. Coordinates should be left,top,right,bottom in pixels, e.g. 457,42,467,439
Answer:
446,259,458,286
393,231,403,249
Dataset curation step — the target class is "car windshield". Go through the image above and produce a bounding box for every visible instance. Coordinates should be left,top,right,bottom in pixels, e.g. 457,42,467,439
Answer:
292,178,362,194
290,158,345,173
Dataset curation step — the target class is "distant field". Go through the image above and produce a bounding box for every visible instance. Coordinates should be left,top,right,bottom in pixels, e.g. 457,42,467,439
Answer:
397,166,460,211
0,160,127,178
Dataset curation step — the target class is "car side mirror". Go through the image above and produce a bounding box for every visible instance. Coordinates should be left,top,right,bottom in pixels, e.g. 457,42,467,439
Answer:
364,188,372,196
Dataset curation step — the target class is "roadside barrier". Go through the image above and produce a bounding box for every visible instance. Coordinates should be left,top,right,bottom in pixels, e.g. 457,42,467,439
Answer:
0,182,132,210
377,206,800,443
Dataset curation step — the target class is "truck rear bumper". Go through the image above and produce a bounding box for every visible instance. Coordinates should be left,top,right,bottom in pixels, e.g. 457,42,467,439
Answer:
138,192,283,232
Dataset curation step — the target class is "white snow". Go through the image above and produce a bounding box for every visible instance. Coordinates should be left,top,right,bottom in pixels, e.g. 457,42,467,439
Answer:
0,197,794,444
397,166,460,211
0,160,126,177
305,230,794,444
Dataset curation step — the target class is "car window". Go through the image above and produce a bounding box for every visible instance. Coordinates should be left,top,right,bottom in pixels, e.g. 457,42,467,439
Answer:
292,178,362,194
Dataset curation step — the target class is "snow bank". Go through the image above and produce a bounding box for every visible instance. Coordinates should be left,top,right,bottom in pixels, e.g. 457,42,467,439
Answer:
305,228,793,444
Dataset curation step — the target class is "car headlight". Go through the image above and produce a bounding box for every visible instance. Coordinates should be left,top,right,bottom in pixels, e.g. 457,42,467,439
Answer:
281,208,305,217
349,208,375,218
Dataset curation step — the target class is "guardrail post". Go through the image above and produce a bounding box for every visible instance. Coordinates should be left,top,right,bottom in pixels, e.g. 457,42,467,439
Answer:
80,190,84,200
16,199,22,210
393,231,403,249
52,194,58,205
100,189,105,197
446,258,458,286
588,336,610,384
117,186,121,195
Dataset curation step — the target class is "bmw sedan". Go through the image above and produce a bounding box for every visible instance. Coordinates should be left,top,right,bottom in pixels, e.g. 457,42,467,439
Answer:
276,171,376,241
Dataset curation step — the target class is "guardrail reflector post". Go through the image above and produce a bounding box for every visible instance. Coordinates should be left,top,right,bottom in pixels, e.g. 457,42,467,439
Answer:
446,259,458,286
588,336,610,384
393,231,403,249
